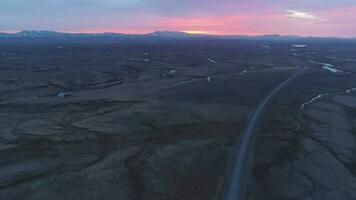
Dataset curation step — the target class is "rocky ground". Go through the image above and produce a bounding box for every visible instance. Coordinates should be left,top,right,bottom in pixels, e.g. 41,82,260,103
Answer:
250,42,356,200
3,38,354,200
252,93,356,200
0,39,296,199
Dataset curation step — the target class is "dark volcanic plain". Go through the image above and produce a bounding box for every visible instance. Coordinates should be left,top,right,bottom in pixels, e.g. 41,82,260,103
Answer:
0,37,355,200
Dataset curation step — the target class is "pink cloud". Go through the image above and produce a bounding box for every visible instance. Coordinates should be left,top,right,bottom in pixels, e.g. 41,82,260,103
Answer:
6,0,353,37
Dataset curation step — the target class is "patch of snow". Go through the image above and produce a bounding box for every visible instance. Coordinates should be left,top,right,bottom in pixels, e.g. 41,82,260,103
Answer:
207,58,217,64
262,45,271,49
346,88,356,94
239,70,248,76
162,69,177,78
299,94,326,112
299,87,356,113
318,63,348,74
322,66,344,73
57,92,71,98
172,79,196,86
169,69,177,74
308,60,317,64
319,63,334,67
292,44,307,48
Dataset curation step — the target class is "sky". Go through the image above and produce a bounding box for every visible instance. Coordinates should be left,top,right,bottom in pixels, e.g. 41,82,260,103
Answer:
1,0,356,37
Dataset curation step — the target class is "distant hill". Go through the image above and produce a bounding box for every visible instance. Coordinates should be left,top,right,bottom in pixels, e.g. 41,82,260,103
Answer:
147,31,195,38
0,30,133,38
0,30,353,41
17,31,69,37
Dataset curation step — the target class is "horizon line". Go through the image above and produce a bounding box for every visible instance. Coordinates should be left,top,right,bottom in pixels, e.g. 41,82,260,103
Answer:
0,30,355,39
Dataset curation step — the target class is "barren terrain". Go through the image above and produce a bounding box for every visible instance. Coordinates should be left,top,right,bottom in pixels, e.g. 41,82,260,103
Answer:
0,38,355,199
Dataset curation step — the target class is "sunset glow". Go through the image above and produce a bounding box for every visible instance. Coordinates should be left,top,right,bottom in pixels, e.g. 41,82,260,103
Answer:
0,0,355,37
183,30,213,35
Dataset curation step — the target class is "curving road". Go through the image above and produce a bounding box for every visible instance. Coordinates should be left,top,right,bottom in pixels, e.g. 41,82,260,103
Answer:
222,64,305,200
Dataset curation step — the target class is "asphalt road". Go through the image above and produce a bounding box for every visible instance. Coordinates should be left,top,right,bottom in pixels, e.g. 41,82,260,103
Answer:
222,64,305,200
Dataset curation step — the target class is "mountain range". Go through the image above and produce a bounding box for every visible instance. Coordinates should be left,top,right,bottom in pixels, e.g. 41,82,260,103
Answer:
0,30,350,40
